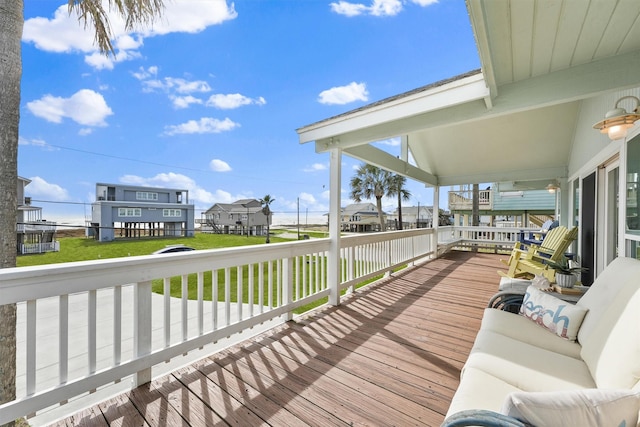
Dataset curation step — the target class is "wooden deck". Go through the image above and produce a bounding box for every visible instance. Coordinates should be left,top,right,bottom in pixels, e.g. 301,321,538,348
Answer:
52,251,504,427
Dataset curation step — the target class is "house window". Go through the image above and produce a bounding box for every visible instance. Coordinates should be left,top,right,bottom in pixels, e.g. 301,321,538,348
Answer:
136,191,158,201
163,209,182,217
626,136,640,234
625,134,640,258
118,208,141,217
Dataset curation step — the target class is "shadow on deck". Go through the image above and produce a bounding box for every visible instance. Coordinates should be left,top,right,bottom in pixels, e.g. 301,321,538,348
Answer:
52,251,505,427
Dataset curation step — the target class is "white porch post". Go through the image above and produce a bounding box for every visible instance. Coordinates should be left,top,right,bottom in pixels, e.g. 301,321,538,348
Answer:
432,185,439,257
328,148,342,306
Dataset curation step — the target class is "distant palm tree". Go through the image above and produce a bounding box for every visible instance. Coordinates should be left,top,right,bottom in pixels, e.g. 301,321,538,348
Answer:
349,164,395,232
260,195,275,243
0,0,165,417
389,174,411,230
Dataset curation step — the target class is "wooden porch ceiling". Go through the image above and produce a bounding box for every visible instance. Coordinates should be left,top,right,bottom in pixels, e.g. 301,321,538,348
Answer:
52,252,504,427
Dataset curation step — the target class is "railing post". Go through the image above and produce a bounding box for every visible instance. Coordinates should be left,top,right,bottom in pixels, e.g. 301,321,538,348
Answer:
432,185,440,257
282,257,294,321
328,148,342,306
134,280,152,386
347,246,355,294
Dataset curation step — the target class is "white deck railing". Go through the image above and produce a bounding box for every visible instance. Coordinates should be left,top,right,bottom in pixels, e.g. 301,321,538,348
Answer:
0,228,437,424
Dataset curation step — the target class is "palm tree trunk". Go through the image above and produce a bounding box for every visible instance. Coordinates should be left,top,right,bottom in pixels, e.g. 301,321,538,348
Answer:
375,197,386,231
397,191,403,230
0,1,23,422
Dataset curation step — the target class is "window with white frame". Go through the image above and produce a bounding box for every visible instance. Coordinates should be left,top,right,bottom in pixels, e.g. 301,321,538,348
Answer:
118,208,141,217
625,135,640,259
163,209,182,217
136,191,158,201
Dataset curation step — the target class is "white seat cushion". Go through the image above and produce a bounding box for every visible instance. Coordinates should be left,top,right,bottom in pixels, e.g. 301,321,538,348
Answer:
445,367,523,419
501,389,640,427
466,330,596,391
480,308,582,358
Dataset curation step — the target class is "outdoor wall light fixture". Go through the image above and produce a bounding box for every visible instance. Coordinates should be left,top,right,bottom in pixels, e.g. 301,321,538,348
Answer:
546,182,559,193
593,95,640,140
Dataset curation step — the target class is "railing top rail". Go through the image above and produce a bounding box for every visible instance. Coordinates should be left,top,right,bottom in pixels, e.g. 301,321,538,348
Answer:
340,228,433,247
0,238,330,305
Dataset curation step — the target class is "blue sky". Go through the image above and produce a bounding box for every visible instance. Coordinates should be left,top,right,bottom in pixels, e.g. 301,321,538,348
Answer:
19,0,480,226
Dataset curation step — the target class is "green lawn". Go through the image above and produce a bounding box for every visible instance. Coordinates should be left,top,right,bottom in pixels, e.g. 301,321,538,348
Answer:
17,232,290,267
17,231,401,315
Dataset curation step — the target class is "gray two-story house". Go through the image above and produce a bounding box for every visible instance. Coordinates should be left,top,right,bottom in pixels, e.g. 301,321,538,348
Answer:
202,199,270,236
90,183,195,242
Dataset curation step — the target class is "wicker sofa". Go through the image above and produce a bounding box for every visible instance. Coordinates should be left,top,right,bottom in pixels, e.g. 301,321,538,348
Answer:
443,256,640,426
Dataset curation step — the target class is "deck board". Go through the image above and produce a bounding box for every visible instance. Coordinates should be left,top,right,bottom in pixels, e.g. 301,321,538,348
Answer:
51,251,504,426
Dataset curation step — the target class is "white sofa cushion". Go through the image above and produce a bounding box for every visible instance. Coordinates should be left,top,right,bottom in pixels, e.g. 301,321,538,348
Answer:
445,367,523,419
577,256,640,343
580,286,640,389
480,308,582,358
466,330,596,391
519,286,588,341
501,389,640,427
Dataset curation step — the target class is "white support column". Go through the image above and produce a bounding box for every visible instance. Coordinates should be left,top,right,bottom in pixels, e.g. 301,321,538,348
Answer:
401,135,409,161
432,185,439,257
134,280,152,386
328,148,342,306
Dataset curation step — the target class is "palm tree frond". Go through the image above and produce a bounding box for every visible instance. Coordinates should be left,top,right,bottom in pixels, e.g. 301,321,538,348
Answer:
68,0,165,55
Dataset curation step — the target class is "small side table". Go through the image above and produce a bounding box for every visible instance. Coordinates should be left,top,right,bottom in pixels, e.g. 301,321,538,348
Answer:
549,285,589,304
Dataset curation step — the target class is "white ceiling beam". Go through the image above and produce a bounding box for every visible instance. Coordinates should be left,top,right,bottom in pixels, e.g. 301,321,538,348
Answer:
436,165,568,187
310,49,640,151
299,73,488,145
343,144,438,186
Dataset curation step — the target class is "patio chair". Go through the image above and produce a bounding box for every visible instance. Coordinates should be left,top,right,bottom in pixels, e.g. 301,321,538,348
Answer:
498,226,578,282
500,225,568,270
520,219,559,246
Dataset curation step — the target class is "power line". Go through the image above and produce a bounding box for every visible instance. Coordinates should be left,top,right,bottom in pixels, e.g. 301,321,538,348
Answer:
39,142,315,185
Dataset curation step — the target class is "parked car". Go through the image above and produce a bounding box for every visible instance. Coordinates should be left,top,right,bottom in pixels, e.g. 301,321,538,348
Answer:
152,245,195,254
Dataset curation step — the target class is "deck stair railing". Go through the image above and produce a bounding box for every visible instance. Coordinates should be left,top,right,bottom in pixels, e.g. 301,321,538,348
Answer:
448,189,492,211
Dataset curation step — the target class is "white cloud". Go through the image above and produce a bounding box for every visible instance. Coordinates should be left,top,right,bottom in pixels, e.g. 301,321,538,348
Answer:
411,0,439,6
119,172,250,207
78,128,94,136
26,89,113,126
331,0,436,17
84,49,142,70
303,163,328,172
331,0,402,17
299,192,316,204
23,1,237,70
318,82,368,105
19,137,48,148
132,66,158,81
120,172,217,205
163,117,239,136
210,159,232,172
143,77,212,94
370,0,403,16
25,176,69,201
375,137,401,146
171,95,203,109
206,94,267,109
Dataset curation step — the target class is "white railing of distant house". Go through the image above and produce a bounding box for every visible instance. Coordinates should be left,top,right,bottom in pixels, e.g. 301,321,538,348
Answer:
447,189,492,210
0,228,436,425
438,225,541,253
18,242,60,255
16,222,57,233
